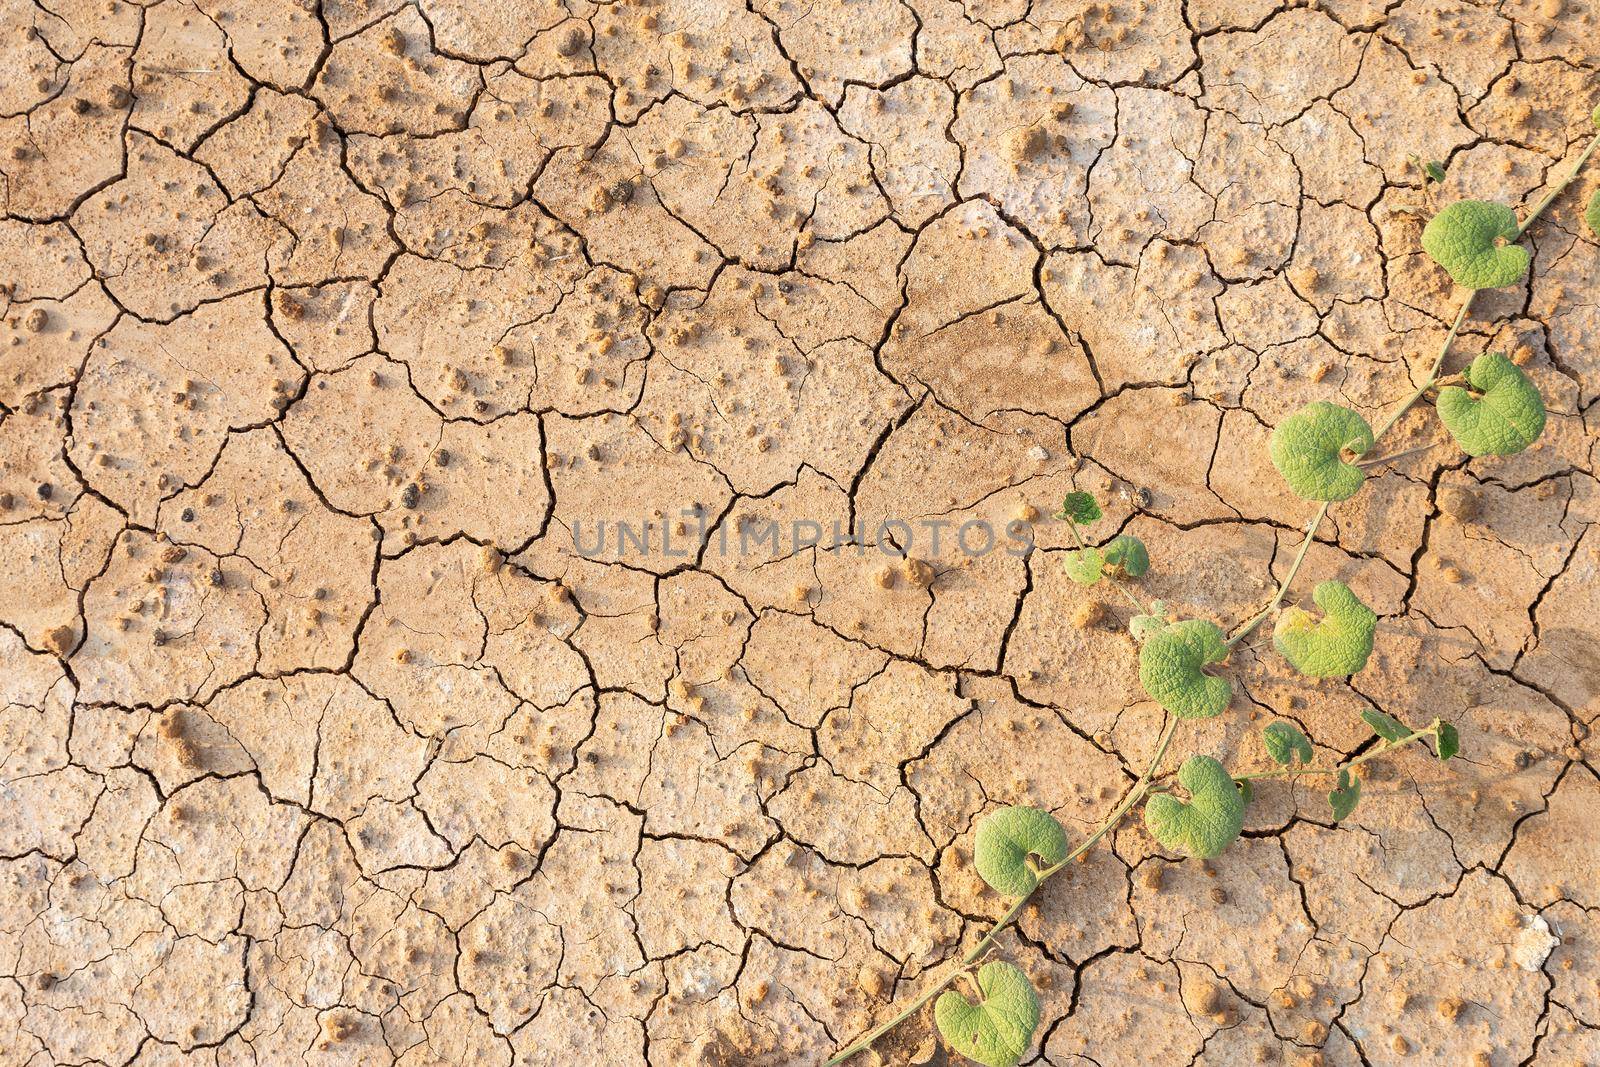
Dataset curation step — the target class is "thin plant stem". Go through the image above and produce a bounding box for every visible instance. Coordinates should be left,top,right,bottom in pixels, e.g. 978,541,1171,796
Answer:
1355,442,1439,468
1109,580,1146,614
1235,726,1436,781
1369,294,1476,446
1515,129,1600,239
1226,501,1329,649
822,716,1181,1066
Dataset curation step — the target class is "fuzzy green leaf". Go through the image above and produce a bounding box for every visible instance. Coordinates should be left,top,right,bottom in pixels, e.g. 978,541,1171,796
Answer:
1423,160,1447,184
1063,547,1105,585
1102,535,1150,578
1138,620,1232,720
1437,352,1546,457
1273,581,1377,678
1268,401,1375,502
1130,599,1169,641
1421,200,1530,289
1057,492,1101,525
1361,708,1410,743
1329,769,1361,822
1587,189,1600,237
1144,755,1246,859
973,806,1069,898
1263,721,1313,765
934,961,1040,1067
1434,721,1461,761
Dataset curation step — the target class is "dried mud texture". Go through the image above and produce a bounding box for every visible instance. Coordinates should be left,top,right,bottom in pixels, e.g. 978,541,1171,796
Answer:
0,1,1597,1065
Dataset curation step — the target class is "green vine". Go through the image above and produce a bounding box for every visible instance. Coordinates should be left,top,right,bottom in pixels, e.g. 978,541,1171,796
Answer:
825,106,1600,1067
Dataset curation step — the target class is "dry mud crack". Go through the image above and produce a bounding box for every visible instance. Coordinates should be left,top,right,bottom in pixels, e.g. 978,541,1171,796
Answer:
1,0,1598,1064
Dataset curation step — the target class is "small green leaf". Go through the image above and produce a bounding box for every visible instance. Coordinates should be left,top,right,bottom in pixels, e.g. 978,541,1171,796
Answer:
1329,769,1360,822
1262,721,1313,765
1268,401,1375,502
1361,708,1410,744
1587,189,1600,237
1273,580,1377,678
934,961,1040,1067
1421,200,1530,290
1236,778,1254,806
1437,351,1546,457
1063,547,1105,585
1130,599,1169,641
1102,535,1149,578
1424,160,1447,184
1144,755,1246,859
1434,721,1460,761
1138,620,1232,720
1057,492,1101,525
1592,103,1600,129
973,806,1069,898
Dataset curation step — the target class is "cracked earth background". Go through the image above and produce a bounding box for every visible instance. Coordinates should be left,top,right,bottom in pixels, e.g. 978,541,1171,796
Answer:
2,0,1599,1063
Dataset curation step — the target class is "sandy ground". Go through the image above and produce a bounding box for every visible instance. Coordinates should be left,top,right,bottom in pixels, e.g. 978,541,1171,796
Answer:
1,0,1599,1064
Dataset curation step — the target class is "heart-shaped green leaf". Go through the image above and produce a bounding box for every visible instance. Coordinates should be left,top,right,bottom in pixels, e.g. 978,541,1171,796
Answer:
1329,768,1360,822
934,961,1040,1067
1262,721,1313,765
1587,188,1600,237
1437,352,1546,457
1143,755,1246,859
1063,547,1104,585
1139,619,1232,720
1057,492,1101,525
1102,534,1149,578
1421,200,1530,290
1361,708,1410,743
973,806,1069,897
1130,599,1169,641
1268,402,1375,502
1273,580,1377,678
1434,721,1460,761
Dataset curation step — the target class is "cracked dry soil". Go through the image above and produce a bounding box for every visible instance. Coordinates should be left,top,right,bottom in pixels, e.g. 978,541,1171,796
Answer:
1,0,1598,1064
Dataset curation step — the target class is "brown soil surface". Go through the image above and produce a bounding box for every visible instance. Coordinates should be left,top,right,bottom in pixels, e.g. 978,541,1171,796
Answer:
1,2,1597,1065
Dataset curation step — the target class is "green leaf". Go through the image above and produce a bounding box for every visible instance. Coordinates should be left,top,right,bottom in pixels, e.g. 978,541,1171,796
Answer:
1329,769,1360,822
1424,160,1447,184
1587,189,1600,237
1130,599,1169,641
1421,200,1530,289
1102,535,1150,578
1057,492,1101,525
1361,708,1410,744
1268,401,1375,502
1592,103,1600,129
1262,721,1313,765
1063,547,1105,585
1437,351,1546,457
1236,778,1254,806
1144,755,1246,859
973,806,1069,897
1138,620,1232,720
1273,580,1377,678
1434,721,1461,761
934,961,1040,1067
